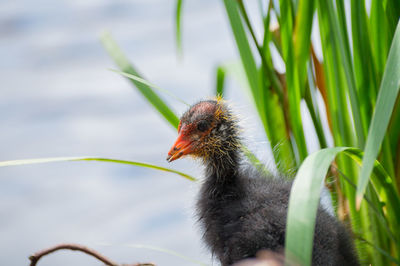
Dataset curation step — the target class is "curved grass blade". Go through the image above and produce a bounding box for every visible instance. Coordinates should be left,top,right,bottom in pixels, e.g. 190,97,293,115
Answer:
357,21,400,208
334,166,398,244
345,150,400,247
360,238,400,265
101,32,180,129
109,69,189,106
0,157,196,181
175,0,184,57
285,147,347,265
285,147,400,265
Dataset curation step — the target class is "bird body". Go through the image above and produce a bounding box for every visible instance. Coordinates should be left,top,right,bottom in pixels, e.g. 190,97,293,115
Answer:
167,99,359,266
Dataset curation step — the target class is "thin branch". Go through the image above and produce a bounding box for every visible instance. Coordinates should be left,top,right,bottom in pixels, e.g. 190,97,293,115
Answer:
28,243,155,266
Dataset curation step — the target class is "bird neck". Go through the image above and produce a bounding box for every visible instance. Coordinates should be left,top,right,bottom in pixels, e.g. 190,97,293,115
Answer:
201,109,243,198
202,147,243,199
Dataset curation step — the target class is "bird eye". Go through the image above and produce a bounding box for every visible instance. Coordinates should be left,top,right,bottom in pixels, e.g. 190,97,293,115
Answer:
197,120,209,132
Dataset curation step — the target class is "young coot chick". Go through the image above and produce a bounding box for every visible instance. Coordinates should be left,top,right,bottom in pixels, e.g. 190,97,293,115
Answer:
166,99,359,266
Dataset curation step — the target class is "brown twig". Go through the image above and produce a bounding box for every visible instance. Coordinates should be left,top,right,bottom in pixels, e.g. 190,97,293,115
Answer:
28,243,155,266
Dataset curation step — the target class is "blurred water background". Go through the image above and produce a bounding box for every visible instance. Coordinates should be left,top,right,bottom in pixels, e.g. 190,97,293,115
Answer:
0,0,281,265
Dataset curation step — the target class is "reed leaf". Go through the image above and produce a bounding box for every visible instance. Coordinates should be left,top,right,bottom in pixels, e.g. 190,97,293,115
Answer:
175,0,184,56
357,21,400,208
0,157,196,181
285,147,347,265
293,0,315,95
370,0,390,79
285,147,399,265
109,69,189,106
222,0,264,119
101,32,180,128
319,0,366,147
279,0,308,162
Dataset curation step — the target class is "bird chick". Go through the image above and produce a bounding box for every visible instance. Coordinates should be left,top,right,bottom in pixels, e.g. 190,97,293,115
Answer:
167,99,359,266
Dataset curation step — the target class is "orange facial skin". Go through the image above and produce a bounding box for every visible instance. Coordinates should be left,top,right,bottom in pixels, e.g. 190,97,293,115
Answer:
166,125,194,162
167,120,215,162
167,98,226,162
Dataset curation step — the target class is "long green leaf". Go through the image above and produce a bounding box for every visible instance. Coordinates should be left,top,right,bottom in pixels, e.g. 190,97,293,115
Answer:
222,0,264,120
370,0,390,79
285,147,347,265
357,21,400,208
175,0,184,56
350,0,377,138
316,8,365,255
0,157,196,181
294,0,315,95
109,69,189,106
320,0,366,147
279,0,308,162
233,0,296,171
223,0,295,170
384,0,400,38
101,32,180,129
285,147,400,265
346,151,400,242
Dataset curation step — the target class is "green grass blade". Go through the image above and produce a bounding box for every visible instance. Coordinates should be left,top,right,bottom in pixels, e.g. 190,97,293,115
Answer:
222,0,264,118
361,239,400,265
218,60,296,172
264,87,297,172
222,0,294,169
109,69,189,106
389,99,400,158
346,148,400,259
305,64,327,149
285,146,400,264
235,0,296,170
370,0,390,79
101,32,180,129
236,0,284,102
335,164,398,245
350,0,377,128
320,0,366,147
279,0,309,162
345,150,400,239
384,0,400,38
175,0,184,56
215,65,226,97
317,3,356,148
285,147,347,265
357,21,400,208
293,0,315,94
0,157,196,181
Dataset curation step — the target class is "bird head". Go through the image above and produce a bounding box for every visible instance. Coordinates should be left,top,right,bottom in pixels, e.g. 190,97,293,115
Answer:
167,98,239,162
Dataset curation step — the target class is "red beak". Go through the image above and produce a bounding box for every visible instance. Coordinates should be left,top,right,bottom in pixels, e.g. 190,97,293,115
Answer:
166,131,195,162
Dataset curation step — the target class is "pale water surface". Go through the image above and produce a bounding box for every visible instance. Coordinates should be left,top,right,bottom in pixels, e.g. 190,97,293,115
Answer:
0,1,275,265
